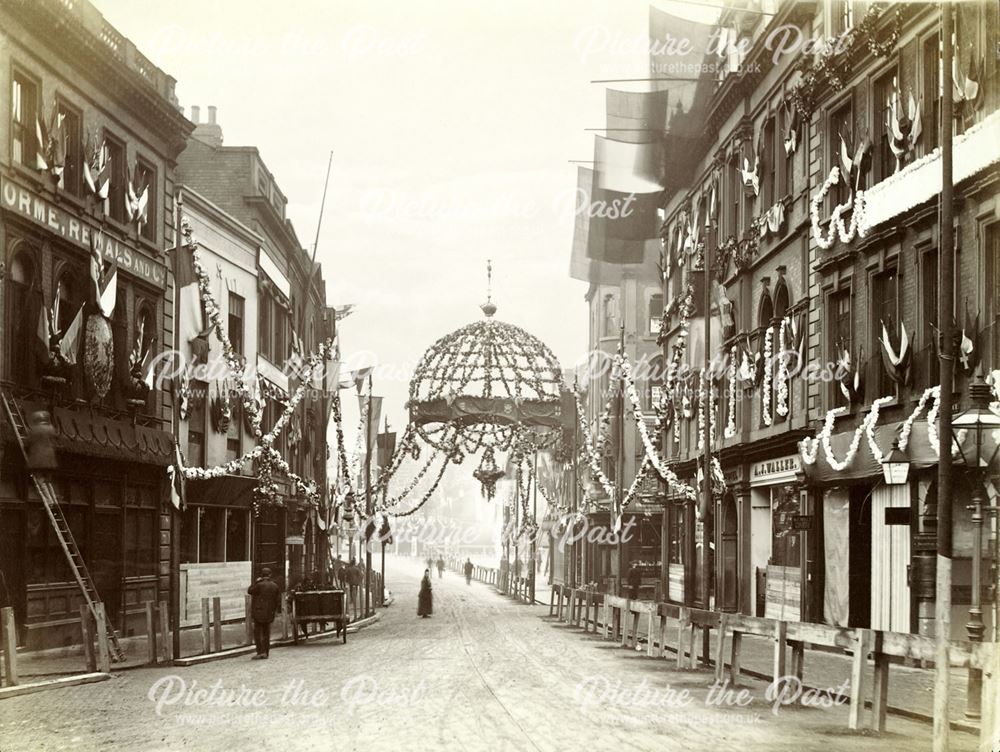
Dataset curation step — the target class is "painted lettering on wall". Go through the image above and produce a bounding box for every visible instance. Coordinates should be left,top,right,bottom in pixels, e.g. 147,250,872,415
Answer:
1,175,167,288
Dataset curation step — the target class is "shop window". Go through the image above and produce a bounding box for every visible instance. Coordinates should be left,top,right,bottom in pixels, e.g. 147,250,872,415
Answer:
124,486,156,576
105,135,126,222
5,251,36,386
668,503,686,564
58,100,82,196
228,292,245,356
180,506,198,564
872,267,899,397
198,507,225,563
770,485,801,567
828,290,852,408
226,510,249,561
11,71,37,167
25,503,86,584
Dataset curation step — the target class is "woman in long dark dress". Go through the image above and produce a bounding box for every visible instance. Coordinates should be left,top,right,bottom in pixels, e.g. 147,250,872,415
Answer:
417,569,433,618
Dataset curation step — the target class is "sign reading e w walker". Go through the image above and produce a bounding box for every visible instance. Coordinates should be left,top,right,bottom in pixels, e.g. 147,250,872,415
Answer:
1,174,167,288
750,454,802,487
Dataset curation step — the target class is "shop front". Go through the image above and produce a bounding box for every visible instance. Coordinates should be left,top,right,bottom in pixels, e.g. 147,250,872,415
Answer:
180,475,256,626
748,454,804,622
0,402,172,649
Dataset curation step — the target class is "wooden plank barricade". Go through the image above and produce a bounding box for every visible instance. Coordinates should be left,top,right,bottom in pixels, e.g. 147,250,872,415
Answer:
540,593,999,745
2,606,18,686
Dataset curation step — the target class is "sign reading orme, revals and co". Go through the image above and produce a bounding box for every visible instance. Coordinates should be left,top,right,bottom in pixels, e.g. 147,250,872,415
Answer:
1,173,168,288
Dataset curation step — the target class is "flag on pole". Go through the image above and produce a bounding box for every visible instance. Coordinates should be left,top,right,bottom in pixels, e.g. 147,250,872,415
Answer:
59,304,84,365
89,232,117,318
83,131,110,200
357,394,383,456
376,431,397,471
169,441,187,512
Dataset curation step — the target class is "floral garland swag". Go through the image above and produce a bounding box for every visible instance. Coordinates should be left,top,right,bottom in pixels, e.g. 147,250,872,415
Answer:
169,230,333,515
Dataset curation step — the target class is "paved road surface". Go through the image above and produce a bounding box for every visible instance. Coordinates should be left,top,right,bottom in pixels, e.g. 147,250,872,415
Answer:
0,557,975,751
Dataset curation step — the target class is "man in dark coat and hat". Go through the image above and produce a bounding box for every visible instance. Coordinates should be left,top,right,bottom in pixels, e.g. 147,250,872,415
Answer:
247,567,281,659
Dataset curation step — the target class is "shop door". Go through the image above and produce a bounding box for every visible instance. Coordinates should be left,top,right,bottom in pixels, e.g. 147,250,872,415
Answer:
848,486,872,628
871,484,911,632
719,495,739,611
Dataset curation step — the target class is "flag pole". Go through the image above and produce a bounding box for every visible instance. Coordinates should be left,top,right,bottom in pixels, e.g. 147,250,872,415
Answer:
934,4,955,749
169,189,184,662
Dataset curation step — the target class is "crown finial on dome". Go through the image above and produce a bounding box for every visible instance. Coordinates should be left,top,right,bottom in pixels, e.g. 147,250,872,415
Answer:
480,259,497,317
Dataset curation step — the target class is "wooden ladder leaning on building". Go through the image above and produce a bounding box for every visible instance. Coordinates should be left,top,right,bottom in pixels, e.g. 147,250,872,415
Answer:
1,392,126,662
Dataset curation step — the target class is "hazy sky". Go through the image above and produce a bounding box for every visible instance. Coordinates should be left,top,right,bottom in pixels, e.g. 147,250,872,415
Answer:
96,0,690,430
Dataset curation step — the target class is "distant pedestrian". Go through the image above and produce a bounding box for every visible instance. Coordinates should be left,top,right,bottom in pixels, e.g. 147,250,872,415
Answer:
417,569,433,618
345,559,363,616
435,557,444,579
626,561,642,600
247,567,281,659
463,558,473,585
331,556,345,588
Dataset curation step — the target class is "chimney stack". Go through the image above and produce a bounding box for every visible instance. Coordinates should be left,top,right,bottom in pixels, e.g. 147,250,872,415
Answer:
191,105,200,124
191,106,223,148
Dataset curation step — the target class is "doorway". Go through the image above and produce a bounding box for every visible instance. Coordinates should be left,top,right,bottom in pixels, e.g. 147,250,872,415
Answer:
848,485,872,628
0,508,26,644
719,494,739,612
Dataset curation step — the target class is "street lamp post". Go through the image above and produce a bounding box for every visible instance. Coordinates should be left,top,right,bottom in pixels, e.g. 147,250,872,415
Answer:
951,374,1000,720
880,439,911,486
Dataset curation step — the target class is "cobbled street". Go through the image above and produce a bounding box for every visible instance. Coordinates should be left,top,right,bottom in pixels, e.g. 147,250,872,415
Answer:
0,558,972,752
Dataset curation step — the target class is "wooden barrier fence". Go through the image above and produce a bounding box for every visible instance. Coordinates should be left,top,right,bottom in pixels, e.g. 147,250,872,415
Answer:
544,594,999,744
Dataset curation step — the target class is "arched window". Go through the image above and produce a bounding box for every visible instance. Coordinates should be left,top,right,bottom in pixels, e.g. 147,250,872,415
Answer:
6,250,36,385
772,280,790,423
54,268,80,336
758,289,774,427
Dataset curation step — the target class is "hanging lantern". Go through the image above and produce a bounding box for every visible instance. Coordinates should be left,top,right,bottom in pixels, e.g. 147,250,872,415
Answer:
473,447,505,500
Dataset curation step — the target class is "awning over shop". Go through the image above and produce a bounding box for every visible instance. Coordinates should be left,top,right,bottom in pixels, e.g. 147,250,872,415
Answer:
187,474,257,507
11,398,174,466
801,416,1000,485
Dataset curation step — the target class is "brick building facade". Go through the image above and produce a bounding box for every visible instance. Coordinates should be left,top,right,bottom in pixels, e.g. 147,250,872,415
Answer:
0,0,192,648
656,1,999,638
